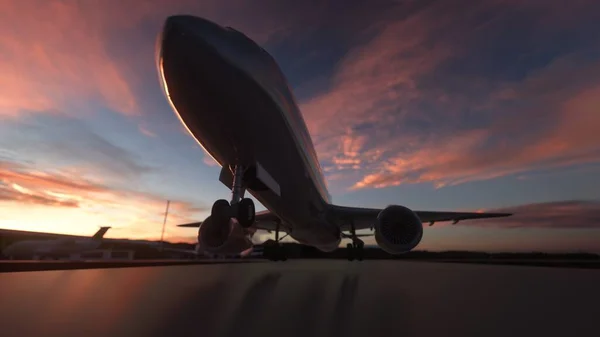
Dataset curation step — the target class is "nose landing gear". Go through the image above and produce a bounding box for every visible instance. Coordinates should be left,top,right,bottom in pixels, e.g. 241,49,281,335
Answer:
210,165,256,230
264,220,288,261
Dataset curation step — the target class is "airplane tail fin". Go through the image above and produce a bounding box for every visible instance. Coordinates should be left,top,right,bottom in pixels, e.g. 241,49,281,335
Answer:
92,226,111,240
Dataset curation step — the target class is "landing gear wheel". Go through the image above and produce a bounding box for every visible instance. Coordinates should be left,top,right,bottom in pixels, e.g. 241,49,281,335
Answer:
237,198,255,228
211,199,231,224
277,246,287,262
346,240,364,261
354,240,364,261
347,243,355,261
265,243,286,261
265,220,287,262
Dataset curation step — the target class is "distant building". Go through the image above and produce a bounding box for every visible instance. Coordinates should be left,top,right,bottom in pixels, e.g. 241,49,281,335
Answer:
0,228,184,260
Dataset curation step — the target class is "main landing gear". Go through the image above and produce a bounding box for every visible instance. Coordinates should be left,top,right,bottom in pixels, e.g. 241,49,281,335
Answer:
346,221,364,261
211,165,256,230
264,220,288,261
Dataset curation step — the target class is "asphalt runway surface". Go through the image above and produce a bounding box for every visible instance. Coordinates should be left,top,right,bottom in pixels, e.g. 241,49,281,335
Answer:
1,260,599,337
0,259,261,272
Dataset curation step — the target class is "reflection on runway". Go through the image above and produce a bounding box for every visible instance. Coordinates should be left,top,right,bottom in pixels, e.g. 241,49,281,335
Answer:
1,260,599,337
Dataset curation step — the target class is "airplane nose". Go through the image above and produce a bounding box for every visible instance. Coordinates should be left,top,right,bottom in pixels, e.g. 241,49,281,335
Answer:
162,15,188,37
158,15,225,69
158,15,239,79
163,15,226,43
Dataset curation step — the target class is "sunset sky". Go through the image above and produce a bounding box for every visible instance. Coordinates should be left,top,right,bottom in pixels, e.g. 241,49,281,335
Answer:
1,0,599,252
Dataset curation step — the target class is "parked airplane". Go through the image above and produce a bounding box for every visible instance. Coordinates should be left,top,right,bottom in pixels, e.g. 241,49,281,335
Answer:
2,227,111,260
157,15,511,261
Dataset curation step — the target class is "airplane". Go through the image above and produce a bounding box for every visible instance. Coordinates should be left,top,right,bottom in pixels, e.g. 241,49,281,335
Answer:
2,227,111,260
156,15,512,261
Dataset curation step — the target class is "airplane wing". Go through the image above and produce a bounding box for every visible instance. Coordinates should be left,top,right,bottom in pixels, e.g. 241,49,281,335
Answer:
178,206,510,233
328,205,512,231
177,210,289,233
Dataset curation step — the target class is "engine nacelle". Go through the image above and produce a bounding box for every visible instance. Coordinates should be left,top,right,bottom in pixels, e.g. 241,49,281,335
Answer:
374,205,423,254
198,216,253,255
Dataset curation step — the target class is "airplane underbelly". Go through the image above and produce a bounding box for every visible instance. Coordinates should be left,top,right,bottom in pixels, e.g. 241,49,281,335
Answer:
288,219,341,251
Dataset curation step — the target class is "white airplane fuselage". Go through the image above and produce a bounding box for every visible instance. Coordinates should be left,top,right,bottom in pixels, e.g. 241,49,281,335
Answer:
158,15,341,251
3,239,101,259
2,227,110,259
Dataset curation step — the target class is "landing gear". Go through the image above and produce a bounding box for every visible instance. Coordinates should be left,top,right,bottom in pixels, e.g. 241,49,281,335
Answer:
346,221,364,261
347,240,364,261
210,165,256,229
237,198,255,228
211,199,231,225
265,220,288,261
266,244,287,262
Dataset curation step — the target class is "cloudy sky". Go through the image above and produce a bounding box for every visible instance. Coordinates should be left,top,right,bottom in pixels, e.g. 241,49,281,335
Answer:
1,0,599,252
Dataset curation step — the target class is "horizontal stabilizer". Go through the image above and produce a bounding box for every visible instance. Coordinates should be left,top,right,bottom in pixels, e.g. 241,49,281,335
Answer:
178,222,203,228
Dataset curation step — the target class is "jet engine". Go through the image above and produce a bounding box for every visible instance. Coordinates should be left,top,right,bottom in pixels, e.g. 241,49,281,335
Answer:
374,205,423,254
197,216,253,255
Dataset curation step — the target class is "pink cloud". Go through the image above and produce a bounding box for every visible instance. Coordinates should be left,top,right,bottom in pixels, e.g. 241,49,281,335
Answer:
350,54,600,189
138,125,157,138
297,1,600,190
203,155,220,167
0,160,106,194
301,2,458,138
0,1,140,117
0,0,308,120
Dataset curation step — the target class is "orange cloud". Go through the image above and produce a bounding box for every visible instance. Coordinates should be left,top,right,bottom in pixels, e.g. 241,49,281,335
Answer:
0,160,206,241
0,161,106,194
0,187,79,208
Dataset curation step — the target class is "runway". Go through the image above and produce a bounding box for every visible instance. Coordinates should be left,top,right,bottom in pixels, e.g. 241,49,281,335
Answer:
0,259,262,273
1,260,599,337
